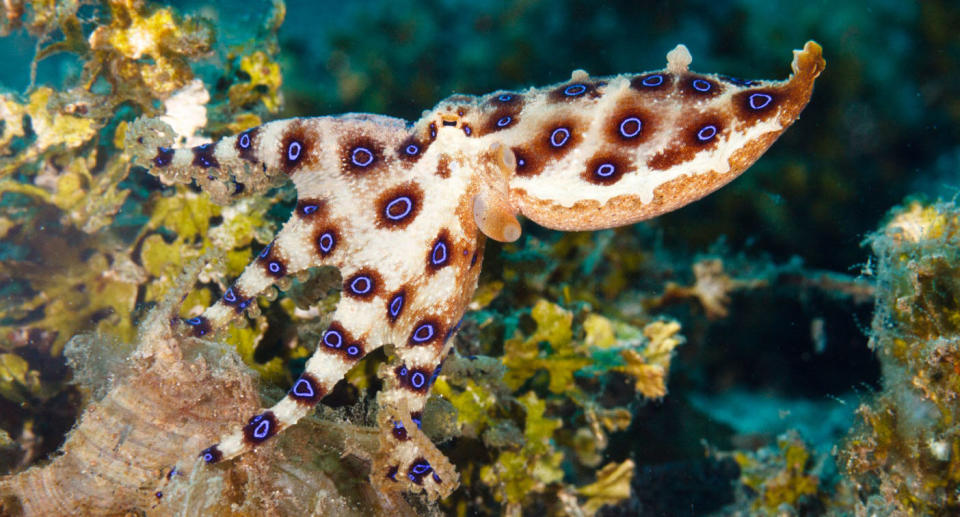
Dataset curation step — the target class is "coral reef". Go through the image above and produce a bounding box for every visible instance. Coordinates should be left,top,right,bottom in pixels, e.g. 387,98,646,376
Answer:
841,200,960,515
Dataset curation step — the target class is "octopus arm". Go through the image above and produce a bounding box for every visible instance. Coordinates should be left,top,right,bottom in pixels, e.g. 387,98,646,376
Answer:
494,41,825,231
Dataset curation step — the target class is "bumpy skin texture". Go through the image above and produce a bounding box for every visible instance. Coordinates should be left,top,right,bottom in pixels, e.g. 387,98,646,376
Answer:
142,42,824,499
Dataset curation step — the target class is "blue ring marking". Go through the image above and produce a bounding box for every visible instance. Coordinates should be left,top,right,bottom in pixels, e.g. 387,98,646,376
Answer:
323,329,343,349
253,419,271,440
405,144,419,156
292,378,315,398
318,232,335,253
463,125,472,136
410,371,426,389
238,133,251,149
411,416,422,429
186,317,203,326
399,365,408,377
431,242,447,265
563,84,587,96
517,157,526,167
497,94,513,102
721,75,755,86
389,294,404,318
619,117,642,138
697,125,718,142
596,163,616,177
387,466,398,481
351,147,374,167
203,452,215,463
238,298,251,310
433,473,441,483
346,345,361,357
641,74,664,87
411,461,431,474
496,116,512,127
302,204,318,215
412,323,435,343
268,261,283,274
223,288,237,303
691,79,712,92
748,92,773,110
287,141,302,161
350,276,372,295
385,196,413,220
259,242,272,259
550,127,571,148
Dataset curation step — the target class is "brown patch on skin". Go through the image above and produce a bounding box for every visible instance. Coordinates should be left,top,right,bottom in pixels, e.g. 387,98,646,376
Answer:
732,87,784,124
296,198,327,220
396,132,432,166
191,143,219,169
319,321,365,362
220,285,253,314
581,152,634,186
386,287,409,324
395,365,431,393
511,145,544,177
478,105,521,136
548,81,602,103
435,155,451,178
312,224,340,258
542,118,585,157
242,411,278,445
279,120,318,175
485,91,524,108
257,242,288,278
605,97,659,147
679,74,723,98
287,372,326,406
407,317,445,349
630,72,674,95
343,267,384,301
235,127,259,163
340,135,384,175
185,315,212,338
375,182,424,229
512,116,587,177
647,113,726,171
426,229,453,273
